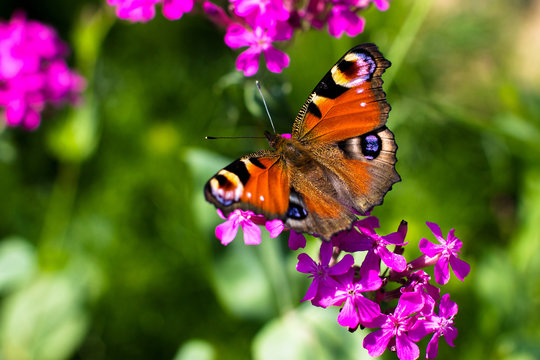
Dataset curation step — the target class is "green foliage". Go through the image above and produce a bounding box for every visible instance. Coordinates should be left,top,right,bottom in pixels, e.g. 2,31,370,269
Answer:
1,0,540,359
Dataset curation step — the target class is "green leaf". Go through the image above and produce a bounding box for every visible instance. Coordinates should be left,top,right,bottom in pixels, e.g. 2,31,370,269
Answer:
0,237,37,293
174,339,216,360
253,303,370,360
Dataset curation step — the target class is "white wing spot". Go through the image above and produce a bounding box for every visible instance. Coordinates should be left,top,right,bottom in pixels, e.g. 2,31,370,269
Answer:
360,102,366,107
247,192,252,198
357,88,364,94
260,195,265,202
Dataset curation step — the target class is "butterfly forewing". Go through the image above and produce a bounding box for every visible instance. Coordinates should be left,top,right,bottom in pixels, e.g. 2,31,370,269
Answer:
204,151,290,220
292,43,391,143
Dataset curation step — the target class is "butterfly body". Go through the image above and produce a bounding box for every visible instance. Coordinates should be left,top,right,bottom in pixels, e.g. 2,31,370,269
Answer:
205,44,400,240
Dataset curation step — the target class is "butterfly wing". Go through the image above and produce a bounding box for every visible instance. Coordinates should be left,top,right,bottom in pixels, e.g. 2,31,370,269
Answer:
204,151,291,221
292,43,391,143
284,43,400,238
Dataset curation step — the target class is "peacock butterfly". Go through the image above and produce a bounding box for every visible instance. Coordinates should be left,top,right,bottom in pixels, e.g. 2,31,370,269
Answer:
204,43,400,240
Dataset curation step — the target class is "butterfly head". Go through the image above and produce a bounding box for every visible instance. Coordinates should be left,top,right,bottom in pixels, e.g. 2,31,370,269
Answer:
264,130,282,149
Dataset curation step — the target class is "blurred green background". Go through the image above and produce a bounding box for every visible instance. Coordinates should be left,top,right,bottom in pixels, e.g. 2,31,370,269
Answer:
0,0,539,359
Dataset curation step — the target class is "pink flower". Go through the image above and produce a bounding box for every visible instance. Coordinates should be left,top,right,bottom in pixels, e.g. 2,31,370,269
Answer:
409,294,458,359
319,261,382,328
363,292,425,360
232,0,290,27
296,241,354,303
107,0,193,22
0,12,84,130
419,222,470,285
327,3,365,38
107,0,160,22
215,209,265,245
224,20,292,76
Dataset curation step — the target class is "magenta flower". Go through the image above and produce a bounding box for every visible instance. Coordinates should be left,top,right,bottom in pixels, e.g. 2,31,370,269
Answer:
0,13,84,130
296,241,354,303
215,209,265,245
327,2,365,38
409,294,458,359
363,292,425,360
107,0,193,22
333,217,408,273
224,20,292,76
232,0,290,27
419,222,470,285
319,261,382,328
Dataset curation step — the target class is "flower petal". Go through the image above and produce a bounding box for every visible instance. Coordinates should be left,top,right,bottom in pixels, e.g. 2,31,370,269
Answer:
337,297,360,328
288,230,306,250
215,220,239,245
395,292,424,319
419,238,444,258
396,334,420,360
357,252,382,291
449,254,470,281
241,220,262,245
265,219,284,238
426,334,440,359
301,277,319,302
439,293,458,318
378,246,407,272
363,328,393,358
426,221,445,243
408,319,432,342
224,24,253,48
442,325,458,347
328,254,354,275
162,0,194,20
296,253,317,274
355,296,382,324
235,48,260,77
434,256,450,285
373,0,390,11
263,46,289,73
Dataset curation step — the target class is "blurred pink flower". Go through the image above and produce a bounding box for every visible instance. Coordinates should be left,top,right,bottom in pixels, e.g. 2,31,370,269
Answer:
327,2,365,38
107,0,193,22
232,0,290,27
224,20,292,76
0,12,84,130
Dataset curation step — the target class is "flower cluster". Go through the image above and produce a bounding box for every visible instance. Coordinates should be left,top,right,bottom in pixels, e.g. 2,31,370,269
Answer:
106,0,194,22
215,211,470,360
107,0,390,76
0,13,85,130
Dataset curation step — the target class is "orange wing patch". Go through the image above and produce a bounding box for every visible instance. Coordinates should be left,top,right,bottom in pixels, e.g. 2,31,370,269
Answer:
239,156,290,216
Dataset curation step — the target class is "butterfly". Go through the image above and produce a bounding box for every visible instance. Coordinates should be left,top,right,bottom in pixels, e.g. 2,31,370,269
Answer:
204,43,400,240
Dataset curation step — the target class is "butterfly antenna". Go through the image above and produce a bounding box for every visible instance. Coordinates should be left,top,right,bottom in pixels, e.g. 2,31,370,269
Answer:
256,80,276,134
205,136,266,140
